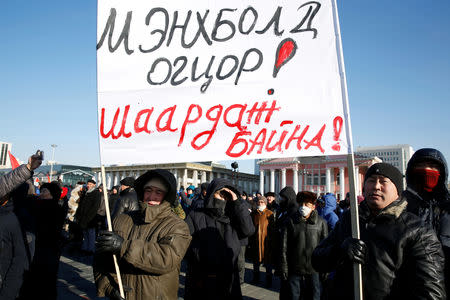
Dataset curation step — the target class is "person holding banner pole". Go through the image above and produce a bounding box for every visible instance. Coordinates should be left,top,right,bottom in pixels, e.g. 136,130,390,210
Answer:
94,169,192,300
312,163,446,300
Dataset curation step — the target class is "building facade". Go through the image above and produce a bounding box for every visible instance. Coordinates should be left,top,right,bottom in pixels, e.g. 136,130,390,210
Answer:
258,154,381,200
356,144,414,175
92,161,259,193
0,142,12,169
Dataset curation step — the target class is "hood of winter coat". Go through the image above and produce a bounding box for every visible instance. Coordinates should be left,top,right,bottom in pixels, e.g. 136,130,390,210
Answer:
204,178,240,209
279,186,298,213
134,169,177,206
322,193,337,212
406,148,448,196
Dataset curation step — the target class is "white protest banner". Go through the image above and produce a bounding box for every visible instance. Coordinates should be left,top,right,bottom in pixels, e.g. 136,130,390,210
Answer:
97,0,352,166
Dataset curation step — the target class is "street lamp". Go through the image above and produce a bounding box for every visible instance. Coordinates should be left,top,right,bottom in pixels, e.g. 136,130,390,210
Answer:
49,144,57,182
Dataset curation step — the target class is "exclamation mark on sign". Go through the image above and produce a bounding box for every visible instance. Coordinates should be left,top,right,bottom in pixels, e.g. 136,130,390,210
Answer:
273,38,297,78
332,116,343,151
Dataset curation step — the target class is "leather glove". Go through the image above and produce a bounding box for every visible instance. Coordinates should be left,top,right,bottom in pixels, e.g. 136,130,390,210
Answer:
340,237,366,264
96,230,124,255
108,286,132,300
108,288,125,300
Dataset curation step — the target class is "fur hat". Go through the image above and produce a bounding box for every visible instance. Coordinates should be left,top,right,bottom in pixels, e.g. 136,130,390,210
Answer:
120,176,135,187
297,191,317,204
257,195,267,204
40,182,62,200
364,163,403,195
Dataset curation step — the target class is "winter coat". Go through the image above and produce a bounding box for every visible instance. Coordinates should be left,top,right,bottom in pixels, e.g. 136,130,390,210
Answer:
312,199,446,300
184,178,255,300
0,201,28,300
74,188,102,229
403,148,450,293
67,185,82,222
250,208,274,264
111,187,139,220
319,193,339,231
0,164,32,198
95,169,191,300
280,210,327,276
270,186,298,269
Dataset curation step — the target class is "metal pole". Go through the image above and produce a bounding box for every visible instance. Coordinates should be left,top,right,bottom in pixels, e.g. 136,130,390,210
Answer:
347,154,363,300
101,165,125,298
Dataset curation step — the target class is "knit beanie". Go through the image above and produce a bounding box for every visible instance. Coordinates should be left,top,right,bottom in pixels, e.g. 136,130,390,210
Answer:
364,163,403,195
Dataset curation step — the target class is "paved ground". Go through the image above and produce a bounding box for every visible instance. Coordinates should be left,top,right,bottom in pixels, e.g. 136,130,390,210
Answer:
57,247,280,300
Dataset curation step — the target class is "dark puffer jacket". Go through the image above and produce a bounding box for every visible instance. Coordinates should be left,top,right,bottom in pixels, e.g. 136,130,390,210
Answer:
312,199,446,300
281,210,327,276
270,186,298,269
403,148,450,293
0,164,32,198
111,187,138,220
0,201,28,300
184,178,255,300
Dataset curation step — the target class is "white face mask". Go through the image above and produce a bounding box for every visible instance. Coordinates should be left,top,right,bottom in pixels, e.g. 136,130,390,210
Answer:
257,204,266,211
299,205,312,217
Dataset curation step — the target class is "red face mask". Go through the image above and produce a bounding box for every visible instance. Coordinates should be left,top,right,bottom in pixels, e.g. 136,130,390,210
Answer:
413,169,440,192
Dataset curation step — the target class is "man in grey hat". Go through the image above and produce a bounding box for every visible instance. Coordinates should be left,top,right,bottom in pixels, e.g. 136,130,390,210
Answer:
312,162,446,300
94,169,191,300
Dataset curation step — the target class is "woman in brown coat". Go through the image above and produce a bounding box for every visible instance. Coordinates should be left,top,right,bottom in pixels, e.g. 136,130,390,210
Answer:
250,196,275,287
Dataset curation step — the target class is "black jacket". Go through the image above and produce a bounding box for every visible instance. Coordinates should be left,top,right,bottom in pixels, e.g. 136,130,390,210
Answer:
403,148,450,293
281,210,328,276
111,187,139,220
270,186,298,269
0,202,28,300
74,188,102,229
184,178,255,300
312,199,446,300
0,164,32,199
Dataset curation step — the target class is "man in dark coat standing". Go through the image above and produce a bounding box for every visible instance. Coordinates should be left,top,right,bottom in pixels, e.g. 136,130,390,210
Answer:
402,148,450,294
111,177,138,220
184,178,255,300
280,191,328,300
74,179,102,254
312,163,446,300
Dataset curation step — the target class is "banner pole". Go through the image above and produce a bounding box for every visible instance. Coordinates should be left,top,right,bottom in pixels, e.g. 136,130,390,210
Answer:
347,154,363,300
101,165,125,298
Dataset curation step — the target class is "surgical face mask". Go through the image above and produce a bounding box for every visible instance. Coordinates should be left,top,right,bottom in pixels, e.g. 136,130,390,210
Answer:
257,204,266,212
299,205,312,217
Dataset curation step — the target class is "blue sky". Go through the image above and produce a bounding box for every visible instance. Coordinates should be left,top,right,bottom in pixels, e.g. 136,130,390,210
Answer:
1,1,449,174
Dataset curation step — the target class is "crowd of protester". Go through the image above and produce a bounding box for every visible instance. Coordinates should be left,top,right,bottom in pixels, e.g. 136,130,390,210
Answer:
0,148,449,299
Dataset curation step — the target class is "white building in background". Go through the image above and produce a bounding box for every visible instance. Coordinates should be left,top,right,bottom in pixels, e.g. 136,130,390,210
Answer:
0,142,12,169
92,161,259,193
356,144,414,175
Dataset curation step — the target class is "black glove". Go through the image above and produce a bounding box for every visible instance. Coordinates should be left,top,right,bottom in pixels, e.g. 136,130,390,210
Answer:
108,286,132,300
340,237,366,264
108,288,125,300
96,230,124,255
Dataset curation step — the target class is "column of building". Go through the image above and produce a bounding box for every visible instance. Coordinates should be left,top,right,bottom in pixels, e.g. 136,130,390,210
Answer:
339,167,345,200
